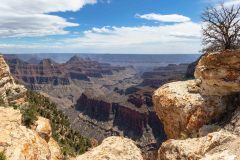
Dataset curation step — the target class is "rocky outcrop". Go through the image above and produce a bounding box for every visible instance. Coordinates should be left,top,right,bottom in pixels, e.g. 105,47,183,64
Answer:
75,136,143,160
0,107,62,160
154,50,240,160
159,130,240,160
195,51,240,96
32,116,52,142
0,55,26,105
153,80,226,139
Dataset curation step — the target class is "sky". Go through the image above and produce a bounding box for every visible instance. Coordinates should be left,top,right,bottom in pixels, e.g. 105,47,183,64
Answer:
0,0,239,54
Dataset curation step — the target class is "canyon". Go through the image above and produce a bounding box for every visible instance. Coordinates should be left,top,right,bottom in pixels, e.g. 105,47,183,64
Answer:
0,54,143,160
4,54,190,158
0,50,239,160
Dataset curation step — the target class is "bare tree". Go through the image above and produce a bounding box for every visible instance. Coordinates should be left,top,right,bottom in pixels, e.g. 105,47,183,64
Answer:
202,3,240,52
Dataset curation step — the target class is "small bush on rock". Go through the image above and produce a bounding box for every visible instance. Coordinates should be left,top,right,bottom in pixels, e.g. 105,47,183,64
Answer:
0,151,6,160
21,105,38,127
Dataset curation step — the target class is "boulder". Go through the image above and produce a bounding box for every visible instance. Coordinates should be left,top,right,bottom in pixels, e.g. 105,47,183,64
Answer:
33,116,52,142
153,80,226,139
76,136,143,160
195,51,240,96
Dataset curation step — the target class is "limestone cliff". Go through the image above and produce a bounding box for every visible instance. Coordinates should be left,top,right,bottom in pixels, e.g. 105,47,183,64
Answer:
75,136,143,160
153,50,240,159
0,107,63,160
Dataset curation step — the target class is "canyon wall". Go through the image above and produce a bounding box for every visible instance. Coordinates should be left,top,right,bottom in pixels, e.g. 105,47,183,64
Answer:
75,91,166,155
0,55,144,160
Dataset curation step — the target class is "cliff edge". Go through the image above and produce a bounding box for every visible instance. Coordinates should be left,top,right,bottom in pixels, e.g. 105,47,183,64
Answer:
0,55,26,105
153,51,240,160
0,107,63,160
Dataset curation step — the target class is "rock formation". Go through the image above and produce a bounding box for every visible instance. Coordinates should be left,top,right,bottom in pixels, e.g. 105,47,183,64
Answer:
195,51,240,96
154,50,240,159
0,55,26,105
0,107,63,160
75,136,143,160
159,130,240,160
153,80,226,139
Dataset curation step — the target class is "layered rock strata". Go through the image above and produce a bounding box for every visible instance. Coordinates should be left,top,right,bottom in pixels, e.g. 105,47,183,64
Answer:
0,55,26,105
195,51,240,96
4,55,126,88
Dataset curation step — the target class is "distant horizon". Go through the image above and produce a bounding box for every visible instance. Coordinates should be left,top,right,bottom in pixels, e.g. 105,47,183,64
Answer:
4,52,200,68
2,52,202,55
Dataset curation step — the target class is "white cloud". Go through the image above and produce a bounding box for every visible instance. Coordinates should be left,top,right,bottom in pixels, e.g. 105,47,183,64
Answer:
0,1,201,54
1,21,200,54
136,13,191,23
0,0,96,37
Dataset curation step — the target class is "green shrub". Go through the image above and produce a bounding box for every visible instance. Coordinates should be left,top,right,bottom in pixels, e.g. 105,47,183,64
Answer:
0,151,6,160
26,91,91,157
12,104,19,110
14,88,21,93
21,105,38,127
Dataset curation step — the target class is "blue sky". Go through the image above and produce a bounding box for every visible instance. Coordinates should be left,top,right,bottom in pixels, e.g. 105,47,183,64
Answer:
0,0,239,54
